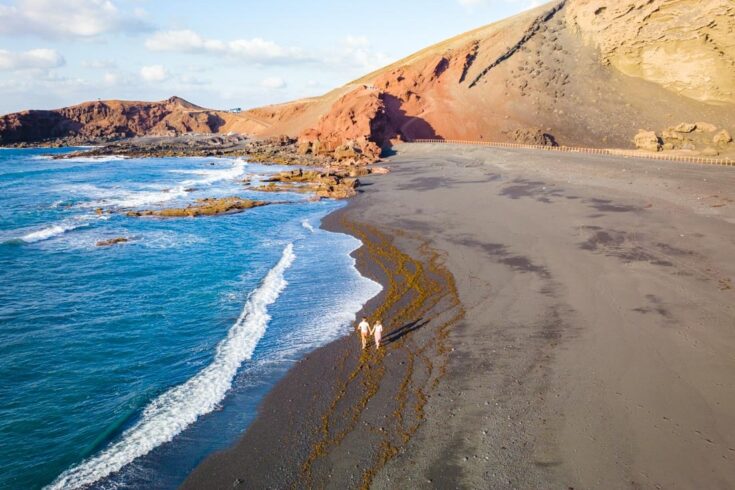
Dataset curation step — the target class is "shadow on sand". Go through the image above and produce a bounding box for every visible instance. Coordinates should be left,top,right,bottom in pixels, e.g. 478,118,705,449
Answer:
385,318,430,344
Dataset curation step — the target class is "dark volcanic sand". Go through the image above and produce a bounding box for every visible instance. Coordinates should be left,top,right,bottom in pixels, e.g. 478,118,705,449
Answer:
183,143,735,489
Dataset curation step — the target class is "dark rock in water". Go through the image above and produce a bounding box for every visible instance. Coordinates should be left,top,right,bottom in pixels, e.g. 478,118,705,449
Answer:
96,237,129,247
184,187,197,192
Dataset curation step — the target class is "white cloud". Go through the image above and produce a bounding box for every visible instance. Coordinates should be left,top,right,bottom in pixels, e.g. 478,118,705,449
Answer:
140,64,168,82
330,36,393,72
102,71,120,85
260,77,286,89
82,59,117,69
0,0,151,38
145,29,308,64
0,48,65,70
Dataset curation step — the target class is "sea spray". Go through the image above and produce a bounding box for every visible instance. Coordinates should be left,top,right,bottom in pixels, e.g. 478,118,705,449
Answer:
6,214,110,244
301,219,315,233
47,243,296,490
73,158,248,209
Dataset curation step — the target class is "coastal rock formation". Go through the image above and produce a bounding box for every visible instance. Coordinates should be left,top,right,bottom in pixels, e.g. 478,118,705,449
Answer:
254,168,360,199
2,0,734,158
231,0,734,154
0,97,227,145
96,237,129,247
566,0,735,105
126,197,268,218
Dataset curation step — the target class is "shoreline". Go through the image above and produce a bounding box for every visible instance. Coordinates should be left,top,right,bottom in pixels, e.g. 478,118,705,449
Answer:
182,195,465,489
184,143,735,489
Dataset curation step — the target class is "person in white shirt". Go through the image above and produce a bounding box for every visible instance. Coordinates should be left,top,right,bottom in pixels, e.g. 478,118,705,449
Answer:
372,320,384,349
357,317,370,350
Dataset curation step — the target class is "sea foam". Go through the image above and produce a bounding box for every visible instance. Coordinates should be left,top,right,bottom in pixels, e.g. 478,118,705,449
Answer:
301,219,315,233
7,215,109,244
46,243,296,490
76,159,247,209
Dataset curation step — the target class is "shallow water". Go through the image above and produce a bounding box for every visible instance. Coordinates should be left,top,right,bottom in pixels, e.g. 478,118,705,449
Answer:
0,148,380,489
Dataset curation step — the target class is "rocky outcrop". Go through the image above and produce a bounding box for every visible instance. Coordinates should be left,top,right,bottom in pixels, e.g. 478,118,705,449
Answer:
3,0,734,155
505,128,558,146
0,97,227,145
633,121,735,155
96,237,129,247
297,86,387,162
634,130,662,152
126,197,268,218
254,168,361,199
714,130,732,146
566,0,735,105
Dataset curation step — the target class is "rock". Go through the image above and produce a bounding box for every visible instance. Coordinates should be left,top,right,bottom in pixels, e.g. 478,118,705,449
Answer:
702,147,719,157
506,128,558,146
634,130,662,152
259,168,361,199
369,166,390,175
0,96,223,145
696,122,718,132
713,129,732,145
127,197,269,218
96,237,129,247
333,143,360,161
297,141,312,155
568,0,735,105
673,122,697,133
662,129,683,141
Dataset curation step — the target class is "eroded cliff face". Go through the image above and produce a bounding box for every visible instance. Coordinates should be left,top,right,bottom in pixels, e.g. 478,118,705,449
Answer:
3,0,734,158
280,0,735,157
566,0,735,105
0,97,228,145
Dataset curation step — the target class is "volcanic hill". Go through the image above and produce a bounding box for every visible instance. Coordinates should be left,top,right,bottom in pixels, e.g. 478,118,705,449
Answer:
2,0,734,158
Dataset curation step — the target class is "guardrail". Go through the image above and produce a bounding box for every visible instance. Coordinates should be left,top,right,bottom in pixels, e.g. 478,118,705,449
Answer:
409,139,735,167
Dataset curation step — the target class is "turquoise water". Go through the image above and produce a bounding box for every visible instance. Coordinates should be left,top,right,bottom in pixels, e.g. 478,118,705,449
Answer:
0,148,380,489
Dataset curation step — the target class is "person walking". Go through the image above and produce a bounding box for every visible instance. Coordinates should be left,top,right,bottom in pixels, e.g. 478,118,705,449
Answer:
357,317,370,350
372,320,384,349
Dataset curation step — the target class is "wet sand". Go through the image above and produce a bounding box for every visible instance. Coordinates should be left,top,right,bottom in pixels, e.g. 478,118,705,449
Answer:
184,143,735,489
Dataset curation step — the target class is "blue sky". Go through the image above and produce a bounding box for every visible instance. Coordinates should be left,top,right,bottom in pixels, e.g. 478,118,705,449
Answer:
0,0,540,114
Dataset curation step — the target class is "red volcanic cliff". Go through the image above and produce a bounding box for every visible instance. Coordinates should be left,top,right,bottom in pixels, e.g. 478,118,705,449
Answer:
235,0,734,157
2,0,734,159
0,96,226,145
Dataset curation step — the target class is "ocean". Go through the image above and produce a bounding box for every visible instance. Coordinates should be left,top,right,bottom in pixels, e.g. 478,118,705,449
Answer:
0,148,381,489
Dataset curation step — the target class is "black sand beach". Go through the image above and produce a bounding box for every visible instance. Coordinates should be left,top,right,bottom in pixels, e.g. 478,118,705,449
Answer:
184,143,735,489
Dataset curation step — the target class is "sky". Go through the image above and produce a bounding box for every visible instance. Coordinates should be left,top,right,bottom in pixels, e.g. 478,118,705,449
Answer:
0,0,541,115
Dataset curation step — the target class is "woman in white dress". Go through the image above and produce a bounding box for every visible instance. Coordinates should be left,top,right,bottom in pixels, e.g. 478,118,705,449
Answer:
372,320,384,349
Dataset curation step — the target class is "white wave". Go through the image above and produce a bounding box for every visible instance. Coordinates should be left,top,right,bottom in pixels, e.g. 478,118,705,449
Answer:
301,219,315,233
11,214,108,244
47,243,296,490
74,159,247,209
18,222,84,243
173,158,248,186
62,155,127,163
